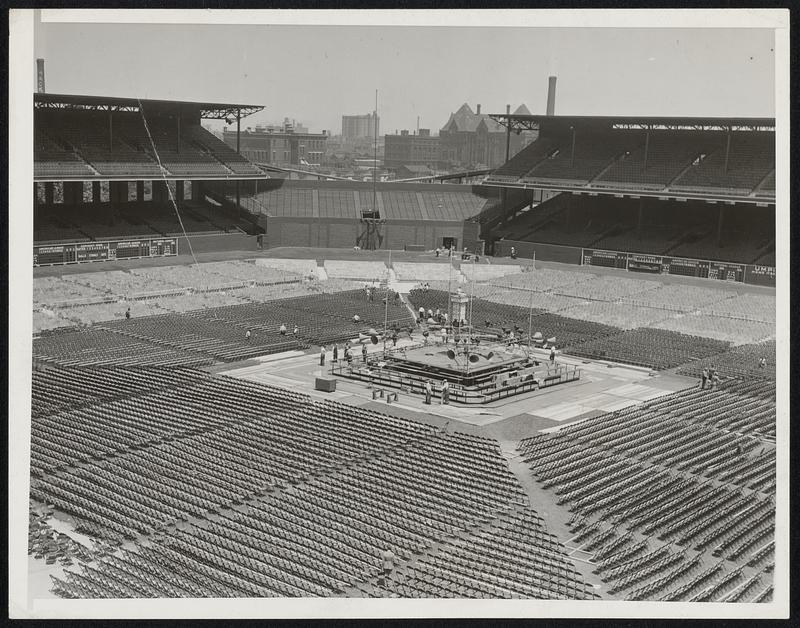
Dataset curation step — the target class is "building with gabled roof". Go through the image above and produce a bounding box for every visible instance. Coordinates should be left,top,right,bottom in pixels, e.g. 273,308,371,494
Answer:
439,103,534,170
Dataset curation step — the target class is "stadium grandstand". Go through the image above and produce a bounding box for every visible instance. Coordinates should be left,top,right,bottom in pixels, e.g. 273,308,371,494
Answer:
33,93,269,257
481,113,775,286
28,93,776,605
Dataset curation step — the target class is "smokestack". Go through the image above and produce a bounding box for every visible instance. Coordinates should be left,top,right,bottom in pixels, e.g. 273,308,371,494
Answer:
546,76,557,116
36,58,45,94
476,104,481,115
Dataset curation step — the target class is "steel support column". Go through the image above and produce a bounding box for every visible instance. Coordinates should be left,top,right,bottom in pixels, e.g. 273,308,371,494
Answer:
637,197,644,239
236,108,241,218
501,104,511,242
570,127,576,168
565,193,573,232
724,128,732,174
44,182,54,206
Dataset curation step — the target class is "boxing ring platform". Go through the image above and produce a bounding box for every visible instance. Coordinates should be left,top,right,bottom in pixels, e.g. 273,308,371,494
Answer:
329,340,581,405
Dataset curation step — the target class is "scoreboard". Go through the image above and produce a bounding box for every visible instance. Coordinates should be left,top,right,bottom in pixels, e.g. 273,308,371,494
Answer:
34,238,177,267
580,249,627,269
745,264,777,287
627,253,663,274
582,249,758,284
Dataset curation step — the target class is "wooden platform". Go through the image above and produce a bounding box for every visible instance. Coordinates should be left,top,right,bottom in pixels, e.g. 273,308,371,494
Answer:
217,341,696,438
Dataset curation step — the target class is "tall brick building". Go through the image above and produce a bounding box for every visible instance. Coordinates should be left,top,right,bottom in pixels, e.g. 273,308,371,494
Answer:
383,129,441,169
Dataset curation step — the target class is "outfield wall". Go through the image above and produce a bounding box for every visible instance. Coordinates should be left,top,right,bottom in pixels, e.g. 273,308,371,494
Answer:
493,239,776,287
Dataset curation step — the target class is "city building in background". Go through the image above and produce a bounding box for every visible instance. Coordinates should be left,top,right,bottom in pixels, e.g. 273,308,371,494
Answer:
223,118,328,167
439,103,534,169
383,129,441,169
342,112,380,140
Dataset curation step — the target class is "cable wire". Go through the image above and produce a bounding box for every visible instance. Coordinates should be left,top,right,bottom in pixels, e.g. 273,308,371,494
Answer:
137,99,199,266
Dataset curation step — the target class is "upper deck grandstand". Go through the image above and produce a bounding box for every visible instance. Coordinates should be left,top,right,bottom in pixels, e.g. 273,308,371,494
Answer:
484,114,775,202
34,93,265,180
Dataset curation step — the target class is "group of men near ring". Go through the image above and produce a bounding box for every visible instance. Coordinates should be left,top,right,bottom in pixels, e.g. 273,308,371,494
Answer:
319,341,369,367
423,378,450,405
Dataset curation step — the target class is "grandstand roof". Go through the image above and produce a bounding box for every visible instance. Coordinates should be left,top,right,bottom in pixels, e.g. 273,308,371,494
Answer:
34,93,264,120
489,114,775,133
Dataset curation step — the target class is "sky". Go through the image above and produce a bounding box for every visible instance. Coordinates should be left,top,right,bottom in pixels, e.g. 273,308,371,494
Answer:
33,14,776,135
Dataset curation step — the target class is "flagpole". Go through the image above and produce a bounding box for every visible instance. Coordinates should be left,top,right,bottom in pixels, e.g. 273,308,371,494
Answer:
447,254,453,338
466,256,476,375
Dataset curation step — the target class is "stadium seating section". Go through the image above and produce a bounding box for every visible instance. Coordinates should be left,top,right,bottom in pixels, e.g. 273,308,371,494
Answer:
488,138,559,181
496,195,775,266
591,226,687,257
33,284,414,364
35,111,264,179
460,264,522,281
517,377,775,602
417,192,490,222
652,314,775,347
676,339,776,382
393,262,456,281
381,191,423,220
28,253,776,601
32,327,215,368
33,364,593,599
470,284,588,314
566,328,731,370
672,134,775,195
755,171,775,196
254,257,318,276
619,284,734,312
598,132,722,188
550,275,660,301
526,131,639,184
489,126,774,200
557,302,673,330
699,293,775,324
34,276,108,307
226,183,490,222
53,301,168,327
34,200,257,243
324,260,388,281
494,267,590,292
